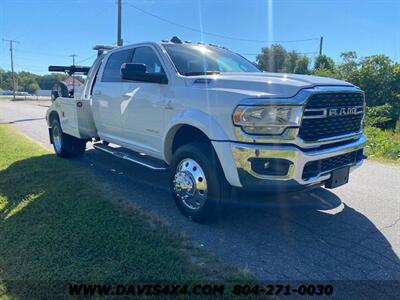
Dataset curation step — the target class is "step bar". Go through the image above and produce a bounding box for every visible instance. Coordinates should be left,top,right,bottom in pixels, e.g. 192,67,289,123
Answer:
93,143,168,171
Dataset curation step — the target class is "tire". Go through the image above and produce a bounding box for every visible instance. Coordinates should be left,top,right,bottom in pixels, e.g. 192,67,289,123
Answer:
51,118,86,157
169,142,230,223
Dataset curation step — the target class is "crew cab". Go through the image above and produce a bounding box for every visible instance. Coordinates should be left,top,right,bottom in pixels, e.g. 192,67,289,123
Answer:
46,37,366,223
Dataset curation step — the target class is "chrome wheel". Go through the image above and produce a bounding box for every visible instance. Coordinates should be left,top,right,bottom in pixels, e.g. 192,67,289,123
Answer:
173,158,208,210
53,124,62,153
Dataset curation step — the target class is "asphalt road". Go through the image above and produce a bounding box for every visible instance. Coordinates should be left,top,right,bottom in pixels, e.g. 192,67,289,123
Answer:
0,100,399,286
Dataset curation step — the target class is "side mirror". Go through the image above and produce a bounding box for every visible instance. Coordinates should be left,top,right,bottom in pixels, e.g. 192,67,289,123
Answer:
121,63,168,84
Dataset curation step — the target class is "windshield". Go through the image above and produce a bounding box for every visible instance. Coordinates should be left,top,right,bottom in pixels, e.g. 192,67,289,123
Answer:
163,44,261,76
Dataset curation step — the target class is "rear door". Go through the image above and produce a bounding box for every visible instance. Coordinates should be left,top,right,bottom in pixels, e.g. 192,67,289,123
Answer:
91,48,133,141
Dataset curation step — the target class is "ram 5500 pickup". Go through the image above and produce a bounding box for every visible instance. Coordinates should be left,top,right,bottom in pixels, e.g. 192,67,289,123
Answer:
46,37,366,223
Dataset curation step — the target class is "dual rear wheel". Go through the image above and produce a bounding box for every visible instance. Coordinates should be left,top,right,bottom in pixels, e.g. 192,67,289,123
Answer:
51,118,86,157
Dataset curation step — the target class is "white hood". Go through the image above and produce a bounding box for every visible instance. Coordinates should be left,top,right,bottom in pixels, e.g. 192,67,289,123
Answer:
188,72,354,98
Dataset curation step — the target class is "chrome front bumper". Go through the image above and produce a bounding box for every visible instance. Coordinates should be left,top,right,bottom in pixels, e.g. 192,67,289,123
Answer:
231,134,367,190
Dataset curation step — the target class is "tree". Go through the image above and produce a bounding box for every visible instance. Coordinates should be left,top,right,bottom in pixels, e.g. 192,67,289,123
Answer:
256,44,288,72
0,70,67,93
313,67,338,78
358,55,397,106
284,50,300,73
314,54,335,71
18,71,39,93
26,82,40,94
364,104,394,128
37,74,66,90
0,70,14,91
256,46,310,74
294,56,310,74
338,51,358,76
333,54,400,128
254,43,400,129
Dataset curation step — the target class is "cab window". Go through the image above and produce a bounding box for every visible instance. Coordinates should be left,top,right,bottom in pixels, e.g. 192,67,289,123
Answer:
102,49,131,82
131,47,165,74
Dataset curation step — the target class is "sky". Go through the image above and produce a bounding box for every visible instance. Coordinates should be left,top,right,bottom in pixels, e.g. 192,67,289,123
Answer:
1,0,399,74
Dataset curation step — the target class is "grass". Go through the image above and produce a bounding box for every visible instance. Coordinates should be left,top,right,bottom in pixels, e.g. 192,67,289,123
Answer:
364,126,400,163
0,125,249,298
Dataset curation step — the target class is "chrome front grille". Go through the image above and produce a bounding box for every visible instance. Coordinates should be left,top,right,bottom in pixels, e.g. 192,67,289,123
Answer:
299,92,364,142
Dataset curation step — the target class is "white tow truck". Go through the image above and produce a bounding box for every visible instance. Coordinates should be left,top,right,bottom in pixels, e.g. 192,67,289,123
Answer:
46,37,366,222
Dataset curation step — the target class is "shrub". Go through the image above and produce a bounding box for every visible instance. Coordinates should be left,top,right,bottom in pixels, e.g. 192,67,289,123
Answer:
364,126,400,161
364,104,394,129
312,67,339,78
395,119,400,134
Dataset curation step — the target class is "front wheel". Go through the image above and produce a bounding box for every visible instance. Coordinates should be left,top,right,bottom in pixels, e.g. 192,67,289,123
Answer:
169,143,230,223
51,118,86,157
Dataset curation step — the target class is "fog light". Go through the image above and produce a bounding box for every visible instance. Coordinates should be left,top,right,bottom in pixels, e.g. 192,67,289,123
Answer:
249,158,291,176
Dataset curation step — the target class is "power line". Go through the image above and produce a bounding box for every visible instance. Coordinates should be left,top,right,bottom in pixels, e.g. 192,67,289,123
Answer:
14,63,45,73
14,49,69,57
242,51,318,56
125,2,320,44
2,39,20,100
76,54,97,64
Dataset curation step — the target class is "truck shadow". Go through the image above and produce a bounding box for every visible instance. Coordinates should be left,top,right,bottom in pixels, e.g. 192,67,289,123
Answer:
0,117,45,124
0,151,399,293
80,149,400,282
217,188,400,280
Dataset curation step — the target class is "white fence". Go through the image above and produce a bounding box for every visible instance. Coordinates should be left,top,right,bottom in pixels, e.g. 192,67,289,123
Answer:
11,95,51,101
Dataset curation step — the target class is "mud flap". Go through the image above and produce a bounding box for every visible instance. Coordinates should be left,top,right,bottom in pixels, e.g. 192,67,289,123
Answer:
48,127,53,144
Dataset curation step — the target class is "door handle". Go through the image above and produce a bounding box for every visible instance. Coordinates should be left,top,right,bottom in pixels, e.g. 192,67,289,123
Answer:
165,100,173,110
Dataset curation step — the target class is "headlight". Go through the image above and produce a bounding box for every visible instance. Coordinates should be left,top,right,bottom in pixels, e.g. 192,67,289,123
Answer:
233,105,302,135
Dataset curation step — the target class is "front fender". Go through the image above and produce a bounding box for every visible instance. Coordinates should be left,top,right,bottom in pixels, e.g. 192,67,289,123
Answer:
46,101,60,127
165,109,229,141
163,109,241,187
163,109,228,163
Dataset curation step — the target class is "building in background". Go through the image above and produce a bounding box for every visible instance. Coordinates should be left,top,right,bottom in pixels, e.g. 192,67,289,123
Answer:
63,76,84,91
64,76,84,97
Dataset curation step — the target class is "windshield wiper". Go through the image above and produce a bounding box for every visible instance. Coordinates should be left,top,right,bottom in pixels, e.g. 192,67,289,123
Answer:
184,71,221,76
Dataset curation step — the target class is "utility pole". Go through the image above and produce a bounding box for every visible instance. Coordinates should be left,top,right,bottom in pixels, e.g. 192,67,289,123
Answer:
2,39,20,100
319,36,324,56
117,0,123,46
69,54,77,66
69,54,77,96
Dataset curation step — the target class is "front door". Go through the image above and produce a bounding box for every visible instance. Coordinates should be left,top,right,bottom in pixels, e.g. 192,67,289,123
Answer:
120,46,167,157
